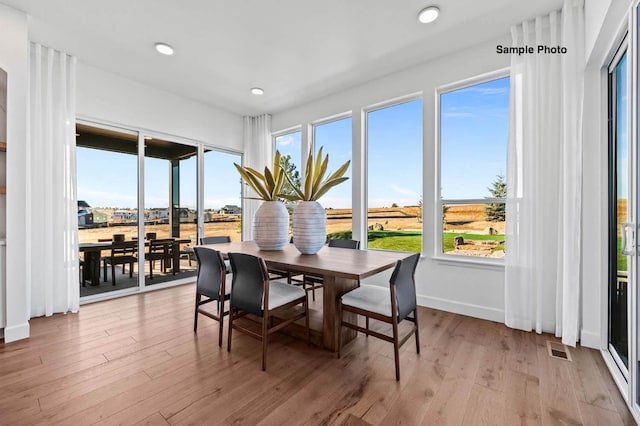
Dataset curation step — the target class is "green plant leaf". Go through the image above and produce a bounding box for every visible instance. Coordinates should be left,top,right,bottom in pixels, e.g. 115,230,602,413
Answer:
264,166,276,198
282,169,304,199
304,150,313,200
312,154,329,197
234,163,271,200
326,160,351,181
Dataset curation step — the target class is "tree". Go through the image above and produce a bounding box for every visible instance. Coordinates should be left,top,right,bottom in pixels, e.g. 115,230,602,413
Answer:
485,174,506,222
391,202,398,208
279,154,301,201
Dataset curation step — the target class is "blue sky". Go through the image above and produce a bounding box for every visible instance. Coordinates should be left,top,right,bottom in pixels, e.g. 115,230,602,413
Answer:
78,78,509,210
440,76,509,199
616,52,628,197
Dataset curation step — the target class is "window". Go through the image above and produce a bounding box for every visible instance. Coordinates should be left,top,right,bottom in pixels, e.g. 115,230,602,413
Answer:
366,98,423,252
438,76,509,259
203,149,243,241
313,116,352,238
274,130,302,198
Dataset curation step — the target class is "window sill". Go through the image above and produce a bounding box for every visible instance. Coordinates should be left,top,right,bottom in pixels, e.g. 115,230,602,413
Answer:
431,255,505,270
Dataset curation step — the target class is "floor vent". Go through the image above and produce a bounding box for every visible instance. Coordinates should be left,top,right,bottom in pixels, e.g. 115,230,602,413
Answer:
547,340,572,361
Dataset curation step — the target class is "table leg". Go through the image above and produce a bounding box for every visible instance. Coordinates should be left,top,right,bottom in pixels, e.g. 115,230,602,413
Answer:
322,275,358,351
83,251,102,286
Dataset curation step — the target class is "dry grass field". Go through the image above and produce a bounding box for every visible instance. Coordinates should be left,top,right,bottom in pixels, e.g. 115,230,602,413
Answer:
79,204,503,243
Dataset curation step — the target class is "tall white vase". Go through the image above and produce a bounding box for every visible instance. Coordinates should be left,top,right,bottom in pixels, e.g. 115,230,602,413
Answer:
293,201,326,254
253,201,289,250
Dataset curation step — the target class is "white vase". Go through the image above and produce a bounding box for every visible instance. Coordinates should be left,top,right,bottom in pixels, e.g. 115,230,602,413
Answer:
253,201,289,250
293,201,326,254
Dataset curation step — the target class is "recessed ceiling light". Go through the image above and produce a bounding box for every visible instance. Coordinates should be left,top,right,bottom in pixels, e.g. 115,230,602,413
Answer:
154,42,174,56
250,87,264,95
418,6,439,23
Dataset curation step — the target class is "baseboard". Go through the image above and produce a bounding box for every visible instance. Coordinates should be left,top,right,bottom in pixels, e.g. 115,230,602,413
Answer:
580,329,600,349
417,294,504,323
3,322,29,343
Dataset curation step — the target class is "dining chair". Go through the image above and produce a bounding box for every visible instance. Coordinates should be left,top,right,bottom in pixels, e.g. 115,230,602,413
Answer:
227,252,309,371
301,239,360,301
199,236,232,272
337,252,420,381
147,238,174,279
103,240,138,285
193,246,230,346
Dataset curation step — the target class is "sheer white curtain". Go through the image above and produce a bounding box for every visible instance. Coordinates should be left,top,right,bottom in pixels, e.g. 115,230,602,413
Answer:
242,114,272,239
28,43,79,317
505,0,584,345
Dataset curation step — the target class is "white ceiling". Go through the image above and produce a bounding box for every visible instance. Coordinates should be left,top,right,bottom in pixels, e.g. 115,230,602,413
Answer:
2,0,563,116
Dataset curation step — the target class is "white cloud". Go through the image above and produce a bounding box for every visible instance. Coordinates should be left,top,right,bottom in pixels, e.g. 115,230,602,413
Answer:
276,134,294,146
387,183,419,197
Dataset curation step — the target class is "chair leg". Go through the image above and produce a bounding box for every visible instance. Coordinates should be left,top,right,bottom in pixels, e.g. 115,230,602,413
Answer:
337,300,343,359
262,313,269,371
414,308,420,354
218,300,224,347
304,296,310,345
365,317,369,337
193,293,201,332
227,309,234,352
111,264,116,285
129,262,133,278
392,317,400,381
103,262,107,282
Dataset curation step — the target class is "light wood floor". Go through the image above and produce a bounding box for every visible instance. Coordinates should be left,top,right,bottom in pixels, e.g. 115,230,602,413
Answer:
0,283,634,426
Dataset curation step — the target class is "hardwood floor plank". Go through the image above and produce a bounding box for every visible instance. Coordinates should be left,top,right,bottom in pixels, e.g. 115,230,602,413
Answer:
0,284,632,425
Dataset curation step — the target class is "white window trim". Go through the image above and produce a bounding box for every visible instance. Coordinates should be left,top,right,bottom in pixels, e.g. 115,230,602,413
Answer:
434,69,509,263
363,93,423,251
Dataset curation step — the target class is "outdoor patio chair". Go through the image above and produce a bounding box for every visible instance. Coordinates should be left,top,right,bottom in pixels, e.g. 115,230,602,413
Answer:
337,252,420,381
227,252,309,371
103,240,138,285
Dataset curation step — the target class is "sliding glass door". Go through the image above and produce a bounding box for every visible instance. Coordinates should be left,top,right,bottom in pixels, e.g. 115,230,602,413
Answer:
608,43,631,378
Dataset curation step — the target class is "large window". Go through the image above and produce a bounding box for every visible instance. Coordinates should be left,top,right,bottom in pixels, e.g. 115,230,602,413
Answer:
313,116,352,238
439,76,509,259
203,149,242,241
366,98,423,252
274,130,302,199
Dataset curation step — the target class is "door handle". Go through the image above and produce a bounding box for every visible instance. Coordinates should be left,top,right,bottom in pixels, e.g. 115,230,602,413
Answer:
621,222,635,256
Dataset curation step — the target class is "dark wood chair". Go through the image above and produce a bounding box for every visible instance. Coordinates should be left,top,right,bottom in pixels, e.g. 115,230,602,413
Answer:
198,236,232,272
193,246,230,346
103,240,138,285
227,252,309,371
301,239,360,301
147,238,174,279
337,252,420,381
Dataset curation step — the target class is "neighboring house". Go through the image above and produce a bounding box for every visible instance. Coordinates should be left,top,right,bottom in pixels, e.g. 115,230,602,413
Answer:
220,205,241,215
111,210,137,222
146,208,169,221
77,200,93,227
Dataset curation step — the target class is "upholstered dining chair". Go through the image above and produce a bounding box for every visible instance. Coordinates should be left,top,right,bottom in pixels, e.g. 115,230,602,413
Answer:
193,246,230,346
301,238,360,301
227,252,309,371
199,236,232,273
337,252,420,381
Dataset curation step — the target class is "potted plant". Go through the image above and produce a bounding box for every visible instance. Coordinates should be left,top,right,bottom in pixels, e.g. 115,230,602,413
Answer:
234,151,290,250
283,147,350,254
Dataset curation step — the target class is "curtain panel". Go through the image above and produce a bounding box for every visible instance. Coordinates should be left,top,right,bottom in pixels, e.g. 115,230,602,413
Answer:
505,0,584,345
242,114,272,239
28,43,79,317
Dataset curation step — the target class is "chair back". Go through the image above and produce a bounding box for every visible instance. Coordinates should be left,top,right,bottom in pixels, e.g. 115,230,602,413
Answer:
390,253,420,321
200,235,231,245
193,247,226,300
111,240,137,257
112,234,125,242
328,238,360,249
228,252,268,317
149,238,174,253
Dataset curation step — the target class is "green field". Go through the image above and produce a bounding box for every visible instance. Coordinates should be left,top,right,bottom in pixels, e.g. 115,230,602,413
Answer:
327,230,505,254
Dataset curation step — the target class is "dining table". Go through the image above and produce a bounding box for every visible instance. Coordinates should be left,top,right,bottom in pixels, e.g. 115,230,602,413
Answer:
199,240,411,351
79,238,192,286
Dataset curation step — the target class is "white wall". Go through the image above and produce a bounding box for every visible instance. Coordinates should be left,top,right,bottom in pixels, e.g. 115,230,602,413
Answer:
273,37,511,323
0,4,29,342
77,63,243,150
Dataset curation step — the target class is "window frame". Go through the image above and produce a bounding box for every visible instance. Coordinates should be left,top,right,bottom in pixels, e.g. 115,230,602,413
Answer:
363,93,423,252
435,69,510,265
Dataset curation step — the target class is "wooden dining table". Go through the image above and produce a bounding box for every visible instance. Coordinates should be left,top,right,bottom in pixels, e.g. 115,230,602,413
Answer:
199,240,411,351
79,238,192,286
